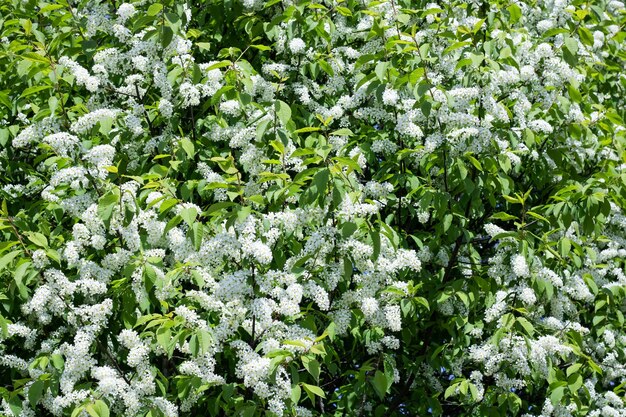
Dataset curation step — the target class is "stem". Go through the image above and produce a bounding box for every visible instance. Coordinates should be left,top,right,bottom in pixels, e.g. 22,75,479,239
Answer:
4,216,31,256
442,147,449,194
135,83,156,136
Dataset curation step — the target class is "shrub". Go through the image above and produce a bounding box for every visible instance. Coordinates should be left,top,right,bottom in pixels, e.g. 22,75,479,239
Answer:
0,0,625,416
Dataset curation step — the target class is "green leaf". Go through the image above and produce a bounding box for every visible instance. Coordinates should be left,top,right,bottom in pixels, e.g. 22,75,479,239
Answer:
291,385,301,403
455,58,473,71
147,3,163,16
587,359,602,375
197,329,212,354
301,383,325,399
250,44,271,51
241,406,256,417
98,191,119,224
469,383,479,401
21,52,49,65
330,128,353,136
51,354,64,370
22,19,32,35
312,168,329,204
550,386,565,405
490,212,517,221
206,201,237,214
466,154,483,172
543,28,569,38
85,405,98,417
98,116,114,135
71,406,85,417
275,100,292,126
606,110,624,125
294,127,321,134
302,357,320,383
0,92,13,110
383,355,395,391
459,379,469,395
567,83,582,103
333,156,361,173
256,118,271,141
442,213,453,232
318,59,334,77
468,53,484,67
472,18,485,34
375,61,388,82
283,339,307,348
20,85,52,98
0,250,22,271
270,139,285,155
161,26,174,49
507,4,521,24
409,67,425,85
566,363,582,377
159,198,178,214
503,194,521,204
93,400,109,417
578,27,594,47
309,343,326,356
191,222,203,251
180,207,198,226
526,211,550,223
144,264,158,290
371,371,388,400
516,317,534,336
567,373,583,393
156,326,172,352
444,383,458,399
205,60,232,71
14,261,31,298
443,41,471,55
341,222,357,238
560,238,571,257
180,137,195,159
0,315,8,338
26,232,48,248
563,36,578,55
370,229,381,260
336,6,352,16
28,380,44,406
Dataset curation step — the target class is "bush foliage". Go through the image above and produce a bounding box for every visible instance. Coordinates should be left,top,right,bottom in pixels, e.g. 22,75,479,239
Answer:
0,0,625,416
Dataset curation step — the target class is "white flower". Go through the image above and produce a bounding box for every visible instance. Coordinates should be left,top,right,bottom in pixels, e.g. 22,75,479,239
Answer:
32,249,49,269
84,144,115,169
528,119,553,134
42,133,80,157
382,87,399,106
220,100,241,116
371,139,398,154
179,82,200,107
384,305,402,331
393,249,422,272
158,99,173,118
288,38,306,54
361,297,379,317
59,57,100,92
511,254,530,278
117,3,136,22
518,287,536,305
70,109,120,134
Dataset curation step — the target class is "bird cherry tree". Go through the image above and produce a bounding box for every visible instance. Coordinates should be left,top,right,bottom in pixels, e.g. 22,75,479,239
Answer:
0,0,625,416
